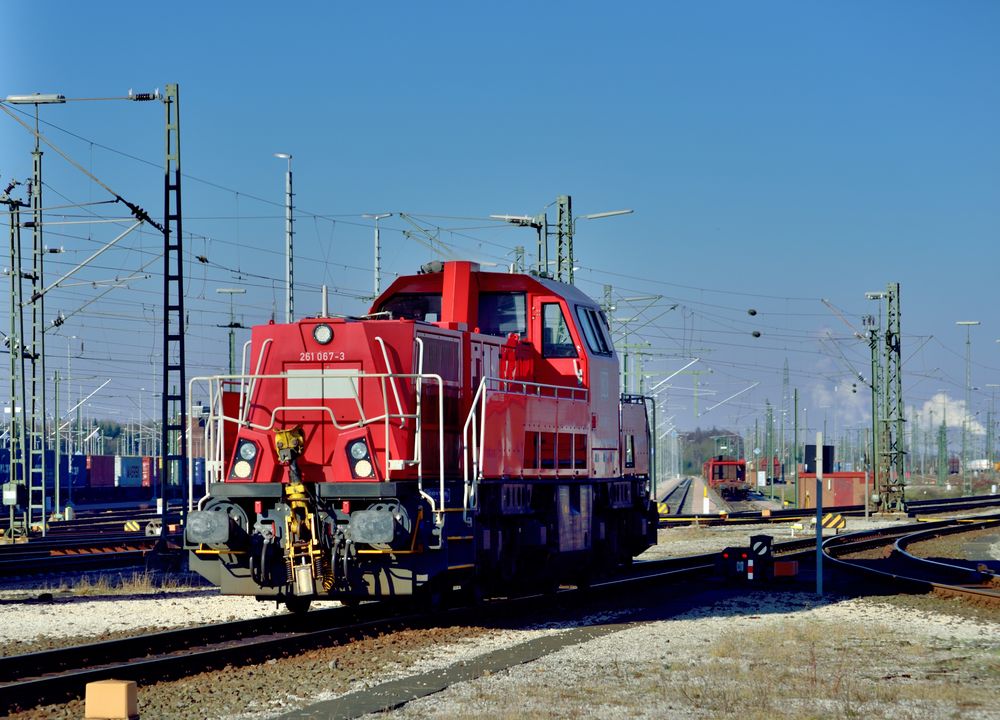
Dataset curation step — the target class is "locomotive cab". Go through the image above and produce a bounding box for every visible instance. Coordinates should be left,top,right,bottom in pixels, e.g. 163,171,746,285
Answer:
185,260,656,610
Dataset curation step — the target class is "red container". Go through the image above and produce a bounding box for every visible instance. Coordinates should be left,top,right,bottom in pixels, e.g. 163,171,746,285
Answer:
141,456,159,488
87,455,115,488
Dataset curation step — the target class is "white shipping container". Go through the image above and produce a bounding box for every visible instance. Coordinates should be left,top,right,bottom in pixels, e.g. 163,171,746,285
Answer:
115,456,144,487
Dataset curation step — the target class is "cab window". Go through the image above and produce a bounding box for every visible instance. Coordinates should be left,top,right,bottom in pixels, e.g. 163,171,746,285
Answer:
575,306,612,356
379,293,442,322
478,292,527,337
541,303,577,358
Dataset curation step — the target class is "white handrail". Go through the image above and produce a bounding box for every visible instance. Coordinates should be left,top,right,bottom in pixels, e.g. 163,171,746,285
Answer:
483,376,589,402
459,374,593,513
374,336,406,424
462,377,488,523
188,369,446,524
413,337,425,474
240,338,273,425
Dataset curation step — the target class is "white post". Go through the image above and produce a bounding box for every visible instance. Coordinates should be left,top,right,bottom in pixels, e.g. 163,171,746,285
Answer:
364,212,392,298
815,431,823,596
285,160,294,323
273,153,294,323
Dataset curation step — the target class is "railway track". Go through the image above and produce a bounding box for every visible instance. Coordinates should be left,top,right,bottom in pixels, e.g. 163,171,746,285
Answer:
1,513,995,715
0,551,724,715
0,533,183,577
822,514,1000,604
0,603,418,715
660,492,1000,526
0,507,188,577
659,477,692,514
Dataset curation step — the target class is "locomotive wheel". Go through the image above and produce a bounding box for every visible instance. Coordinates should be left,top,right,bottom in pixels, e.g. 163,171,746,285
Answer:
539,553,561,595
284,596,312,615
453,578,484,608
414,579,445,612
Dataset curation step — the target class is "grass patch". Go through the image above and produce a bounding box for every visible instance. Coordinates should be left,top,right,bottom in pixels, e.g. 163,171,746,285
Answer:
43,570,204,596
443,612,1000,720
676,618,998,719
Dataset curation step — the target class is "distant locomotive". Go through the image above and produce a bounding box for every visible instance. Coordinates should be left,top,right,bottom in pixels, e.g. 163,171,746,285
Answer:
702,456,750,500
185,261,657,611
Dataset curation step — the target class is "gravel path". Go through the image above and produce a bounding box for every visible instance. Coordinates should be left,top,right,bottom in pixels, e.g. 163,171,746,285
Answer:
2,518,997,720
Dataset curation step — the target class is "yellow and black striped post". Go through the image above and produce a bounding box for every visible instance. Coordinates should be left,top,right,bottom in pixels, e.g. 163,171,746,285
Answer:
821,513,846,532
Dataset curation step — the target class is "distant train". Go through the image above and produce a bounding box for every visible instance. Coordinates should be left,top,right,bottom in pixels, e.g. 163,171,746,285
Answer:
185,260,658,611
702,456,750,500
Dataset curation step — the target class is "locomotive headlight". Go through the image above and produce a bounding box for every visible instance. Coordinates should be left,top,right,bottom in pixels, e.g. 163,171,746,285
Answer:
312,323,333,345
238,441,258,461
349,440,369,461
231,439,259,480
347,438,374,478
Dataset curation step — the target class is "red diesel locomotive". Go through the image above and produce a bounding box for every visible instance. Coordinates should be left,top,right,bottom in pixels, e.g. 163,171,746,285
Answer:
185,260,656,610
702,456,750,500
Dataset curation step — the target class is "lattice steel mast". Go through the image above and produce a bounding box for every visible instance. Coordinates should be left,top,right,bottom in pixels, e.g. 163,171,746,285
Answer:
159,83,188,538
27,109,49,533
865,282,905,511
4,193,28,535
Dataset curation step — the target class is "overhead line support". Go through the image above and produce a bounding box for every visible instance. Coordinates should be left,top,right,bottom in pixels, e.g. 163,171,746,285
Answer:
159,83,188,545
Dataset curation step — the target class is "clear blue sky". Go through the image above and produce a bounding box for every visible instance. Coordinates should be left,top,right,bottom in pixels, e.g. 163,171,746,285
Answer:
3,1,998,456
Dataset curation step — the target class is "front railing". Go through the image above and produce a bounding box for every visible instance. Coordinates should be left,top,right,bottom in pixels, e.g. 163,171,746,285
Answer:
187,367,447,532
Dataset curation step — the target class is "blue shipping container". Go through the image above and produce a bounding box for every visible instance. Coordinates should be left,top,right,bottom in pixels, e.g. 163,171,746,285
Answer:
192,457,206,486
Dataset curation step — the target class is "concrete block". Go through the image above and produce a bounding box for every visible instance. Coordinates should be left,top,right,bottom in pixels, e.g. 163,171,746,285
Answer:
84,679,138,719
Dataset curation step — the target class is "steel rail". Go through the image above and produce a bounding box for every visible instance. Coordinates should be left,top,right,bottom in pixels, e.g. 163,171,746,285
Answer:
660,478,692,515
660,494,1000,527
822,514,1000,602
0,604,413,715
2,516,995,713
0,536,183,577
0,550,727,714
893,521,999,583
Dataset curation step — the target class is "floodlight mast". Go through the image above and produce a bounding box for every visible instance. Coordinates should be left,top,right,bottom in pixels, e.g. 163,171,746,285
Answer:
3,91,68,534
1,87,164,535
273,153,294,323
